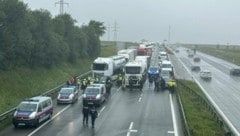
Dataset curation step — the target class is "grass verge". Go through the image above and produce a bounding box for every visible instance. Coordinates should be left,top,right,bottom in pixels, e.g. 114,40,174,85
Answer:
178,79,225,136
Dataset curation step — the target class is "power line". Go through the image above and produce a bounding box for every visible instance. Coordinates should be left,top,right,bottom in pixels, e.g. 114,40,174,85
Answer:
112,21,119,41
55,0,69,15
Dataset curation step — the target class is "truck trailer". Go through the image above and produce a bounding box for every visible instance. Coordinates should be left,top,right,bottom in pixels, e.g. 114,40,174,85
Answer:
92,55,126,77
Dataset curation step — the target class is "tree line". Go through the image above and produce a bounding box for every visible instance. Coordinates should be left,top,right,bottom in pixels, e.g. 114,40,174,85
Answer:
0,0,106,70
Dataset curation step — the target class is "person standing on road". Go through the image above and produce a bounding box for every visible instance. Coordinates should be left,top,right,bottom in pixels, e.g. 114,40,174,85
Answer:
89,106,98,128
82,105,89,125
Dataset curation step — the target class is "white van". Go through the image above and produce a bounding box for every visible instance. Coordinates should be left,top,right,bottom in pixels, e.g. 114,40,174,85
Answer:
160,60,173,76
13,96,53,128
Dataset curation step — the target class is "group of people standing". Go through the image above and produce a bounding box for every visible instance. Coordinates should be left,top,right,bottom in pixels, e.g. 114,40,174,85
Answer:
82,105,98,128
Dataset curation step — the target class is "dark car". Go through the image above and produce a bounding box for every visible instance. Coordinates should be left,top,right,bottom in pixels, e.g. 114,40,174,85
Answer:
191,65,201,72
193,57,200,62
230,68,240,76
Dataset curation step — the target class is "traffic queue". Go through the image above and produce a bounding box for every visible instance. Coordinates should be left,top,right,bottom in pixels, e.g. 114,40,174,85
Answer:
11,42,177,129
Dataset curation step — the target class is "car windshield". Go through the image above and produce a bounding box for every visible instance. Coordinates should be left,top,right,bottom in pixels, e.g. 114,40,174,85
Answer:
60,88,73,94
85,88,100,94
149,67,158,72
17,103,37,112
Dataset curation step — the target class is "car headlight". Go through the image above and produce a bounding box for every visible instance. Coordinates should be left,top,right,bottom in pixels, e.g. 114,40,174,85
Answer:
83,94,86,98
69,94,74,99
57,94,61,99
14,111,17,117
29,112,37,119
96,94,101,99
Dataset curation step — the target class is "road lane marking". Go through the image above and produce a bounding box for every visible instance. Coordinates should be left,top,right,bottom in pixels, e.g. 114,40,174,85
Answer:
27,105,71,136
169,94,179,136
98,106,105,116
168,131,174,134
138,94,143,102
126,122,138,136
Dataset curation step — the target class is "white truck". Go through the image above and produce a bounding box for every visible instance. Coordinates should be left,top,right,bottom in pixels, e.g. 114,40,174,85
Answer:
135,56,150,69
117,49,136,62
122,61,147,89
92,55,126,77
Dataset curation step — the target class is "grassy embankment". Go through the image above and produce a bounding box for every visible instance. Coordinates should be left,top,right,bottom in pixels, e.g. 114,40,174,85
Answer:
184,44,240,65
0,41,116,130
178,80,225,136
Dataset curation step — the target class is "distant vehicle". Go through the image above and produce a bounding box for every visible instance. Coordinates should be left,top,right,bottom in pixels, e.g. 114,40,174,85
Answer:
193,56,201,62
83,84,106,107
92,55,126,77
158,51,168,60
160,60,173,76
191,65,201,72
160,69,171,87
57,86,79,104
117,49,137,62
148,65,159,79
230,68,240,76
13,96,53,128
175,49,179,53
200,70,212,80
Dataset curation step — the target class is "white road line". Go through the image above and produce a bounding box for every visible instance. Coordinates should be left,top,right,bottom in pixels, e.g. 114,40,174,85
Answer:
27,105,71,136
117,86,121,92
126,122,138,136
138,93,143,102
168,131,174,134
169,94,179,136
99,106,105,116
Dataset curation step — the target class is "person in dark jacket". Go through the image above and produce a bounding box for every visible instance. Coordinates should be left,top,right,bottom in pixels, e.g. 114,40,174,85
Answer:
89,106,98,128
82,106,89,125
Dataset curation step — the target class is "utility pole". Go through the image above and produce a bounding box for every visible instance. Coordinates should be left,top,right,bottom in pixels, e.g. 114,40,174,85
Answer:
107,24,111,41
112,21,119,42
55,0,69,15
168,25,171,45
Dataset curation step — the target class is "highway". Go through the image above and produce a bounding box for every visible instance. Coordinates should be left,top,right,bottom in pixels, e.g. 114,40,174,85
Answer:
172,47,240,134
0,45,183,136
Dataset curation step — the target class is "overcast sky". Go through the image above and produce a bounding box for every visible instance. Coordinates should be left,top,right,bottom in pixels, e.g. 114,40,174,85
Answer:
23,0,240,45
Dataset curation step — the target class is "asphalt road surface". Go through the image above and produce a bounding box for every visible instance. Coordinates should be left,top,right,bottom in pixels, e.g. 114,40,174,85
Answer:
0,44,183,136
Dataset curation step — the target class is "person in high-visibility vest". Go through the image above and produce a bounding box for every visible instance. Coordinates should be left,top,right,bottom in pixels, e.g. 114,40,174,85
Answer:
81,79,87,93
168,79,176,94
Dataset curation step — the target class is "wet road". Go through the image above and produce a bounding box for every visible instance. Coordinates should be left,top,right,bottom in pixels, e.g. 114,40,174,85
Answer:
172,47,240,135
1,44,183,136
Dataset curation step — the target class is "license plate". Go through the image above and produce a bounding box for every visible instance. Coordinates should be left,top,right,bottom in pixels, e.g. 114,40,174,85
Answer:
18,123,25,126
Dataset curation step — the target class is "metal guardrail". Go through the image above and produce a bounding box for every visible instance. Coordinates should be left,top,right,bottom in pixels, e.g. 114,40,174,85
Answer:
177,80,233,136
0,71,91,123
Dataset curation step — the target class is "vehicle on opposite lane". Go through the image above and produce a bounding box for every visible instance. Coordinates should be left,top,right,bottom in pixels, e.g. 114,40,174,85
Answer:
230,68,240,76
199,70,212,81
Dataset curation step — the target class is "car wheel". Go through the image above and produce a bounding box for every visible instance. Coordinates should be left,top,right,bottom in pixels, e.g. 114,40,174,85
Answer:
14,123,18,128
48,112,52,120
34,119,40,128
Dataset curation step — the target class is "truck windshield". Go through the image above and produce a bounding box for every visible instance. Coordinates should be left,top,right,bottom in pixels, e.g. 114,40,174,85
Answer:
93,63,108,70
125,67,141,74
